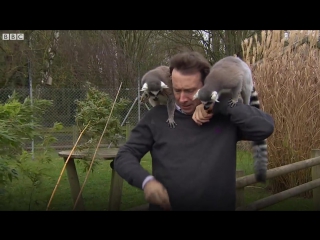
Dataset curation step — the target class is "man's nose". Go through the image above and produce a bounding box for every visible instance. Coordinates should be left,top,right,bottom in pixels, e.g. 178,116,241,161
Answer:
179,92,189,102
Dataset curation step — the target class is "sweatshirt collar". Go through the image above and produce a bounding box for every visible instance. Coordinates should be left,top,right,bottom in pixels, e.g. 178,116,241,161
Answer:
175,103,186,114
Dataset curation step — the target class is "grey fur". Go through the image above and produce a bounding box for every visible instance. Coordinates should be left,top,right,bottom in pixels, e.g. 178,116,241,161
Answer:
193,56,268,183
193,56,253,110
140,66,177,128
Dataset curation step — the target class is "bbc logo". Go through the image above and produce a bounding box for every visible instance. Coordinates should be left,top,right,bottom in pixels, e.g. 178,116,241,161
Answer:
2,33,24,40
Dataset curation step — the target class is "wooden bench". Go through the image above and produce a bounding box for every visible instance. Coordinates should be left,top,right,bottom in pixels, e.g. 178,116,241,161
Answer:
58,148,123,211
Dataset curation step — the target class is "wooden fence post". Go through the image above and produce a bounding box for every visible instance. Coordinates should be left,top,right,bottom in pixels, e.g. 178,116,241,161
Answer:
311,149,320,211
236,170,245,208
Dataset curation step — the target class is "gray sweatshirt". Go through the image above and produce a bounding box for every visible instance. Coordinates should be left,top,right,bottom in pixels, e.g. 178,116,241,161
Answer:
114,98,274,211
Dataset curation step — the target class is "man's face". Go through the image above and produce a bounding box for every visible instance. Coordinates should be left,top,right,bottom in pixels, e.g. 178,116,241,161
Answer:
171,69,203,115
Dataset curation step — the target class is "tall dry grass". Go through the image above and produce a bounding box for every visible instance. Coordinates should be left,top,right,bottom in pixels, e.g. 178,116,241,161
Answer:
241,30,320,197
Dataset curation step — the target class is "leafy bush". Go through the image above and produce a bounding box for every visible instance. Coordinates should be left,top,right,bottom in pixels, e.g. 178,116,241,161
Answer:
0,91,61,195
74,83,130,150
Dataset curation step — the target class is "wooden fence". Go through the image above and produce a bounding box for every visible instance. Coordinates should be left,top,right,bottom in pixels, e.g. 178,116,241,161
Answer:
126,149,320,211
236,149,320,211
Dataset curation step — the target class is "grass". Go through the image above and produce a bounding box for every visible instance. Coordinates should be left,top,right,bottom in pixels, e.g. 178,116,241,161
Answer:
0,149,314,211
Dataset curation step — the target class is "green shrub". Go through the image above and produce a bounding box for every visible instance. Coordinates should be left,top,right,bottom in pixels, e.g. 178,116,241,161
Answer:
0,91,61,195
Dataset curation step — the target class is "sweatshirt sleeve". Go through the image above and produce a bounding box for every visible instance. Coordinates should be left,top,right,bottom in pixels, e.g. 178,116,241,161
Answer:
212,93,275,142
114,111,154,190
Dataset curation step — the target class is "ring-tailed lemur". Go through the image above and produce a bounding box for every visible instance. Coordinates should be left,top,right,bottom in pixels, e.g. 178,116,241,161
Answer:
193,55,268,182
192,55,253,109
140,66,177,128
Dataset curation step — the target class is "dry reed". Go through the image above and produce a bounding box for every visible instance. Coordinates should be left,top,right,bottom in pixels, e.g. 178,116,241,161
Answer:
242,30,320,197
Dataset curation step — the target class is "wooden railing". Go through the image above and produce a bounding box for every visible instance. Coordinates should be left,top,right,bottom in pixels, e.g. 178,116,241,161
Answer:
126,149,320,211
236,149,320,211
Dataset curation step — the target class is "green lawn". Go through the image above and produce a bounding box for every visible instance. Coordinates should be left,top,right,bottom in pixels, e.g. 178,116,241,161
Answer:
0,149,314,211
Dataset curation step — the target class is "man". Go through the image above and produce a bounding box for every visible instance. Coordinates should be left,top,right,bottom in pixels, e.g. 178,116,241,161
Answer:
114,51,274,211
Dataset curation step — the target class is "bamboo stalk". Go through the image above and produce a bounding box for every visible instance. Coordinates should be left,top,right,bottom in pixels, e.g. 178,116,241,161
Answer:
46,122,90,211
72,82,123,210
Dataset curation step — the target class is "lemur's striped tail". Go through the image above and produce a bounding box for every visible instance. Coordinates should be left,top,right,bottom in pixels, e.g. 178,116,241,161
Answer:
250,87,268,182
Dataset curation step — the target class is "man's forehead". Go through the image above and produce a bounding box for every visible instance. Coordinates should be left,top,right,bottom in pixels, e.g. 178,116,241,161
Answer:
172,69,202,88
172,68,201,77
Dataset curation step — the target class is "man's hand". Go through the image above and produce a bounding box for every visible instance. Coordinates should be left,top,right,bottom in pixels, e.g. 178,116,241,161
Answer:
144,179,171,210
192,103,214,125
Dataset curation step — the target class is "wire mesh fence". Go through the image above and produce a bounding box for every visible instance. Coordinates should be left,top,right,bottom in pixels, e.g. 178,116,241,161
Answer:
0,86,150,150
0,86,251,152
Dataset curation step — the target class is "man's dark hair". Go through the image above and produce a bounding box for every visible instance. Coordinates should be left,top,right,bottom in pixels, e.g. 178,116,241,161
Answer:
169,51,211,84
